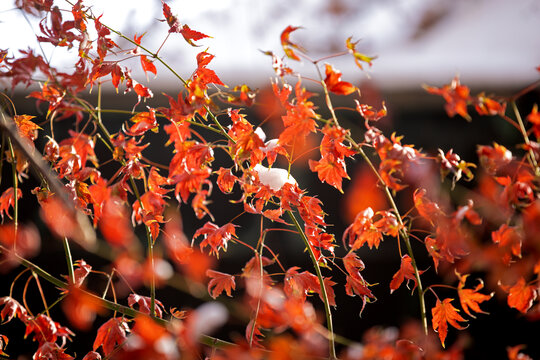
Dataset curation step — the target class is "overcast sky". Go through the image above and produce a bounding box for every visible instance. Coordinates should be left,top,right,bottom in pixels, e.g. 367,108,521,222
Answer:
1,0,539,90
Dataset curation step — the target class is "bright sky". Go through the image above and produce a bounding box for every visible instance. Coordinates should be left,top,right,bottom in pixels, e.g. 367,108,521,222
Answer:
1,0,539,90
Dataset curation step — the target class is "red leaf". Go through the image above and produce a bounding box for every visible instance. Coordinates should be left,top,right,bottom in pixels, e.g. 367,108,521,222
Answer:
413,188,444,224
491,224,523,266
431,298,467,348
309,154,349,192
128,294,165,318
456,272,493,318
424,76,471,121
0,296,27,323
323,64,356,95
215,167,237,194
124,109,158,136
206,269,236,299
161,1,181,33
193,222,237,256
180,24,210,46
280,25,305,61
93,317,130,356
389,255,422,294
0,187,22,221
140,55,157,76
502,277,537,314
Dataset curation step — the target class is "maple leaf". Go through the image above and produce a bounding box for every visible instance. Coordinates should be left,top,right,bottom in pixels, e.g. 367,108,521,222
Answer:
124,108,158,136
424,76,471,121
140,55,157,76
355,100,387,124
128,293,165,318
215,167,237,194
0,296,27,323
323,64,356,95
280,25,305,61
456,272,493,318
0,187,22,221
93,317,130,356
193,222,237,256
284,267,320,302
342,252,374,315
413,188,444,224
477,143,512,174
491,224,523,266
342,207,383,250
526,104,540,138
34,342,73,360
389,255,423,294
206,269,236,299
346,37,376,70
309,154,349,192
72,259,92,287
431,298,467,348
501,277,537,314
180,24,211,46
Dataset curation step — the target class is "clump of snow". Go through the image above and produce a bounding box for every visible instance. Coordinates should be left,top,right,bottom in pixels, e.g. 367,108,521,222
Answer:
253,163,297,191
254,127,266,142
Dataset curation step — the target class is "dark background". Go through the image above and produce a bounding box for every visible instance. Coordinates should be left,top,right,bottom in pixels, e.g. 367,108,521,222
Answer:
1,83,539,359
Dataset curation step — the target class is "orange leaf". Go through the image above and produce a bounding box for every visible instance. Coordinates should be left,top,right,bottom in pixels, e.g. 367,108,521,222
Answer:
280,25,304,61
323,64,356,95
206,269,236,299
389,255,422,294
456,272,493,318
140,55,157,76
309,154,349,192
502,277,537,314
431,298,467,348
193,222,237,256
93,318,130,356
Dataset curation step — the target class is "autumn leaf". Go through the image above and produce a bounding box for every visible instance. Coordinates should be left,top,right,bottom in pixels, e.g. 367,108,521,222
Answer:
389,255,423,294
180,24,211,46
346,37,376,70
280,25,305,61
193,222,237,256
501,277,537,314
456,272,493,318
323,64,356,95
93,317,130,356
424,76,471,121
309,154,349,192
431,298,467,348
0,296,27,323
0,187,22,221
128,293,165,318
206,269,236,299
140,55,157,76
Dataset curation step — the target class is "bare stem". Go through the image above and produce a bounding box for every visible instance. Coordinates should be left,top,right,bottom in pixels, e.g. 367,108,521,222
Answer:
511,101,539,176
62,237,75,285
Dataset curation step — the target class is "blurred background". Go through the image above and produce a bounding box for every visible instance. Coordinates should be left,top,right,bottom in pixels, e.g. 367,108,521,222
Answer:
1,0,540,358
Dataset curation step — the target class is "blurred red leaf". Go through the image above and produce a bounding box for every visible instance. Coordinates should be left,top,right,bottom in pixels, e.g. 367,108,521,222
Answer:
93,317,130,356
206,269,236,299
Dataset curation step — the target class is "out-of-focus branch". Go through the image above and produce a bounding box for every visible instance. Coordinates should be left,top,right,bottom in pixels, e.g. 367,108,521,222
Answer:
0,109,96,249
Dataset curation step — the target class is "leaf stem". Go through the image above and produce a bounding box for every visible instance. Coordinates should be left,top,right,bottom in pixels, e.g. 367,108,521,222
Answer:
511,101,539,176
287,210,337,360
62,237,75,285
